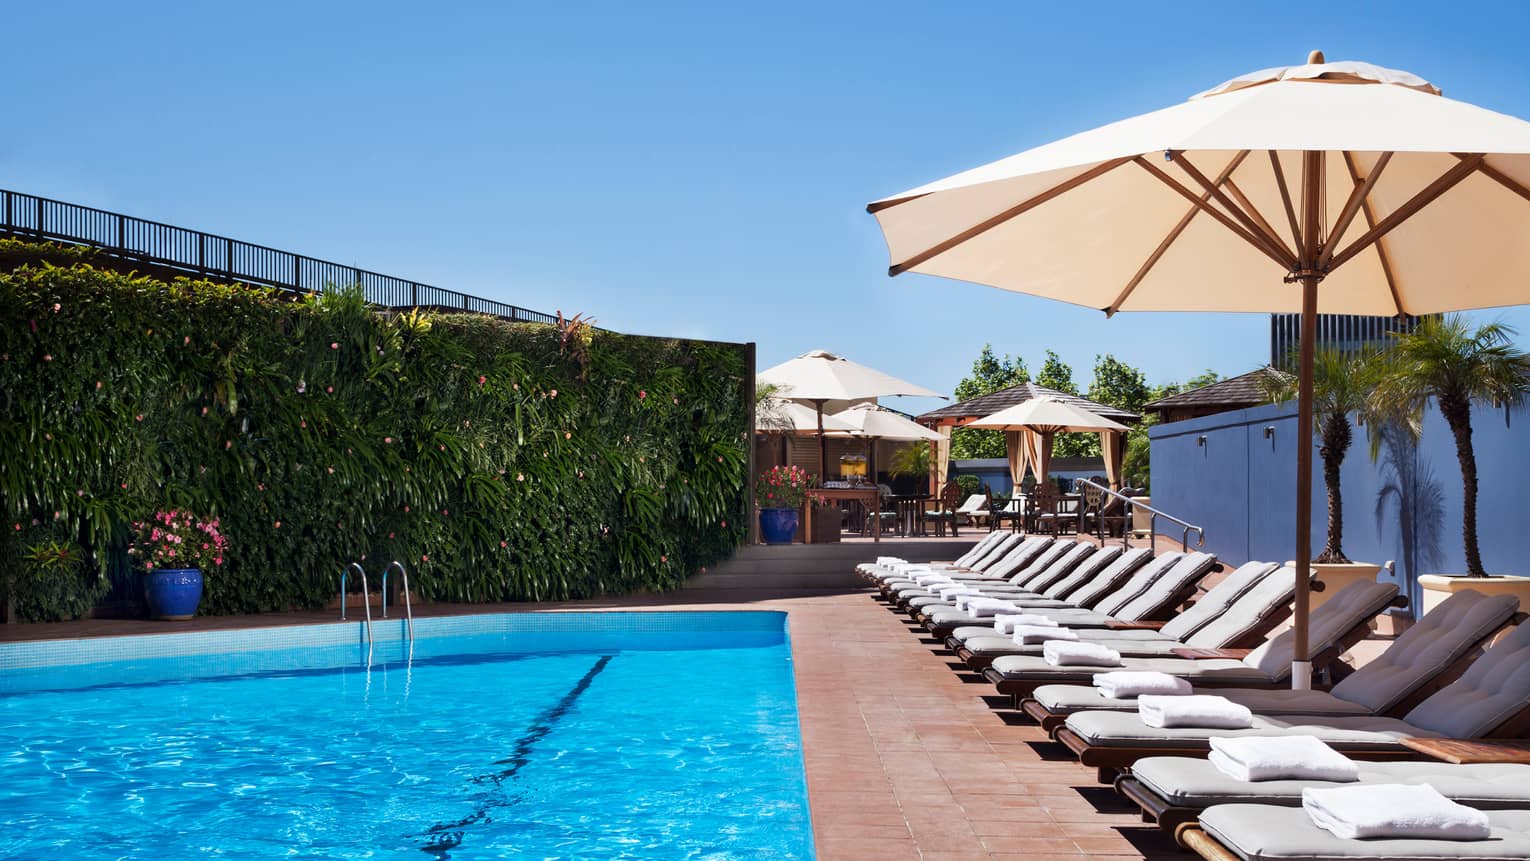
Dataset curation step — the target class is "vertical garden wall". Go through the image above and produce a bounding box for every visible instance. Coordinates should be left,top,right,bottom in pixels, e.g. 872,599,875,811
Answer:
0,241,750,621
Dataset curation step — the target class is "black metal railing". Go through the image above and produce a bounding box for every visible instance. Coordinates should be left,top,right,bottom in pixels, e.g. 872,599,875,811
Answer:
1074,478,1205,551
0,188,559,325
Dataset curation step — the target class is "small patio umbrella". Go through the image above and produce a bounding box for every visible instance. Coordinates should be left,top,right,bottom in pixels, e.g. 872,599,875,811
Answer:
757,399,858,435
830,402,945,487
867,52,1530,689
966,397,1130,487
758,349,942,479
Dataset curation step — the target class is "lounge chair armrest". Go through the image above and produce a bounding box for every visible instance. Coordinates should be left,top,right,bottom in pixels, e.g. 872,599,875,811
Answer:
1399,737,1530,764
1104,620,1166,630
1170,647,1252,660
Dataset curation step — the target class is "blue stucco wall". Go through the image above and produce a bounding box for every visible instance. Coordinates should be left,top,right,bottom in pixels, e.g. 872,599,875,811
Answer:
1150,400,1529,611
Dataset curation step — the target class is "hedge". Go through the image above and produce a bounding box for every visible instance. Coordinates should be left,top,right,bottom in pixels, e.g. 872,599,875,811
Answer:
0,240,749,620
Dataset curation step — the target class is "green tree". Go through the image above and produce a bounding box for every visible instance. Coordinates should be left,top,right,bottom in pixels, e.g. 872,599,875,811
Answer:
1367,315,1530,577
949,344,1028,460
1036,350,1077,394
1087,354,1152,415
1262,353,1372,563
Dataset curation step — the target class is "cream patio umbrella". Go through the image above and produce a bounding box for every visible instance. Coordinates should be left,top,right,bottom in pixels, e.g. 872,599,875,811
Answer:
756,399,858,435
830,402,944,486
966,397,1131,488
757,349,943,480
866,51,1530,689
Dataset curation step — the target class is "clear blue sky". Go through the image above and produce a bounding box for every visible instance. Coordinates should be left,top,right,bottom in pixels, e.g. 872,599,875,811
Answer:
5,1,1530,416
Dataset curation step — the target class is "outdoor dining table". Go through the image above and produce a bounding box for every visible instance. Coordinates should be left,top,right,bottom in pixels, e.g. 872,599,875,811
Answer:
887,494,929,537
804,486,882,543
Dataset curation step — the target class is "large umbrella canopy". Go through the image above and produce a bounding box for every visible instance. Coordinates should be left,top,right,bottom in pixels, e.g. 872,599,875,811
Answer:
830,402,947,441
866,52,1530,689
758,349,943,479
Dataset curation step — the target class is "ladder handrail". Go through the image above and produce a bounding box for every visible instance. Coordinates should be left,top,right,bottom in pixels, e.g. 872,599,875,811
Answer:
340,562,374,663
380,560,415,645
1073,478,1205,551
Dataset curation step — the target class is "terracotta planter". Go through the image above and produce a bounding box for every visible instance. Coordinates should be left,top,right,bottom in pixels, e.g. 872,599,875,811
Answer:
1418,573,1530,616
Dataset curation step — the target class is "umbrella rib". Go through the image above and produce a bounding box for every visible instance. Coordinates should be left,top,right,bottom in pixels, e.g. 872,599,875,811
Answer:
1134,156,1297,270
1223,177,1285,256
1172,151,1297,263
1467,155,1530,204
1340,151,1406,317
1268,151,1304,253
867,192,931,214
1316,151,1393,271
1327,154,1485,272
1106,151,1250,316
887,157,1134,276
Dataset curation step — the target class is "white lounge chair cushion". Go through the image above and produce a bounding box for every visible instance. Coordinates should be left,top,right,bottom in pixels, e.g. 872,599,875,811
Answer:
1131,757,1530,809
1062,710,1437,751
1030,684,1377,718
1400,611,1530,739
1157,561,1280,641
1200,805,1530,861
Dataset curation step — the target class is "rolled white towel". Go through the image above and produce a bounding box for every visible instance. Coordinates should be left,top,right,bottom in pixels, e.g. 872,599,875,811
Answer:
954,592,997,611
966,599,1022,618
1012,625,1078,645
1138,694,1253,729
937,584,983,600
1042,641,1122,667
876,556,906,566
913,573,955,587
994,613,1059,635
1209,736,1360,783
1302,783,1491,841
1092,671,1193,699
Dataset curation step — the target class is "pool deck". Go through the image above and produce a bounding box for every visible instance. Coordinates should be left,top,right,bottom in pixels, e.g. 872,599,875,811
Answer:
3,535,1206,861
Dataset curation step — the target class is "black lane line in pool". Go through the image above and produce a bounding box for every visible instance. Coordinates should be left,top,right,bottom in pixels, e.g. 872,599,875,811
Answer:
417,653,615,858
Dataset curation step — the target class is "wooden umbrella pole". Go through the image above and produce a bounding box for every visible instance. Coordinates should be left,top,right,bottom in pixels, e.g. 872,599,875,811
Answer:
1291,145,1325,690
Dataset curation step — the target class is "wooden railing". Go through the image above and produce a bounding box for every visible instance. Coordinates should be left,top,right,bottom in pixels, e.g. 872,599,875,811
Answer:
0,188,559,324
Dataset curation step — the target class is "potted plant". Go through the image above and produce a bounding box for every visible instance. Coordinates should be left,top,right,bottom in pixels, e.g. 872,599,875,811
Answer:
128,511,227,620
1263,350,1385,607
756,465,814,544
1368,315,1530,611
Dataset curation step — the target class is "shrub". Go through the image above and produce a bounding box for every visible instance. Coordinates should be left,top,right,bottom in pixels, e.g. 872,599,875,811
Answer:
0,246,749,615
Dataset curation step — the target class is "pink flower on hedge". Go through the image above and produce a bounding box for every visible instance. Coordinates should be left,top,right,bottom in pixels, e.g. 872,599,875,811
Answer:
564,431,571,439
53,303,61,312
326,467,334,474
721,520,727,528
499,540,507,548
549,389,558,398
404,505,410,512
384,436,393,443
516,473,524,482
201,406,208,415
421,554,429,562
660,555,667,563
42,355,52,362
330,342,339,350
225,440,232,450
273,521,281,529
388,532,395,539
183,336,190,345
326,386,333,394
638,390,647,399
135,414,144,422
95,381,102,390
672,397,679,404
478,376,487,385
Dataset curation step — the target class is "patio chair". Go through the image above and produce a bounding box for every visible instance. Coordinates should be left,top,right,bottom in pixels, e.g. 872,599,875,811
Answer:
923,481,966,537
953,493,989,528
1025,589,1520,733
990,494,1026,533
1050,598,1530,774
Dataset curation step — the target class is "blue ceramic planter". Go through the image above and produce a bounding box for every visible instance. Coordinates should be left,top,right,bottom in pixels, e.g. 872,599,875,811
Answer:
144,568,203,620
759,508,799,545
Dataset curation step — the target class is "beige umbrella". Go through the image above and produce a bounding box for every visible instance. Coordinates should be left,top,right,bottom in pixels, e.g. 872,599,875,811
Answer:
758,349,943,479
830,402,944,487
966,398,1130,486
757,399,857,435
867,52,1530,689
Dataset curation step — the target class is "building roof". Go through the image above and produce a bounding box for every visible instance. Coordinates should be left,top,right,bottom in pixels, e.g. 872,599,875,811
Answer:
1142,366,1283,415
917,382,1140,426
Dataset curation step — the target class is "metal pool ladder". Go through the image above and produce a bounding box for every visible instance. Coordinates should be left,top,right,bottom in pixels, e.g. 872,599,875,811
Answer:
339,562,374,662
380,560,415,649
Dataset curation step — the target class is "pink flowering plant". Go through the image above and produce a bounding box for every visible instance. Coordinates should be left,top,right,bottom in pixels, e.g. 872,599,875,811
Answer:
127,511,228,572
755,464,816,510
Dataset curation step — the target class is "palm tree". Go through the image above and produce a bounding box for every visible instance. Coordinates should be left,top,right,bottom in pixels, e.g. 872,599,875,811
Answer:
1367,316,1530,577
1263,351,1377,564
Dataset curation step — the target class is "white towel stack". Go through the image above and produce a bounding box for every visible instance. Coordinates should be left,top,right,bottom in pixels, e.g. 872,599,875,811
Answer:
1042,641,1122,667
937,584,982,600
1137,694,1253,729
913,573,954,587
954,592,995,611
876,556,907,567
1012,625,1078,645
1092,671,1192,699
1302,783,1491,840
1208,736,1360,782
993,613,1059,635
963,598,1021,618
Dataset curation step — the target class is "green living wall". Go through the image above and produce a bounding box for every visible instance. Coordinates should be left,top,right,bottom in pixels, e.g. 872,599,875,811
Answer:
0,240,749,620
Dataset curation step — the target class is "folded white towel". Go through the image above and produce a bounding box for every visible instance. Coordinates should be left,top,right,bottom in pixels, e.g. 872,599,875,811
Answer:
1092,671,1193,699
1012,625,1078,645
913,573,955,587
876,556,906,566
937,584,982,600
1043,641,1122,667
1138,694,1253,729
954,592,997,611
993,613,1059,635
1302,783,1491,841
1209,736,1360,783
966,600,1023,618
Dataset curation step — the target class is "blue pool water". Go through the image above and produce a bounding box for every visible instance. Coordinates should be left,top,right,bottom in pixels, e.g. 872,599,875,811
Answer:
0,612,813,860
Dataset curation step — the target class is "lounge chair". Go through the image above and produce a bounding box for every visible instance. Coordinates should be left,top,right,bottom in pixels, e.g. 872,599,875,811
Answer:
893,539,1074,608
983,580,1401,706
953,493,990,527
953,560,1288,672
879,537,1052,602
1124,756,1530,832
859,531,1021,588
933,551,1218,642
917,544,1125,634
1180,804,1530,861
1053,614,1530,773
1025,590,1520,731
902,541,1095,619
856,529,1008,579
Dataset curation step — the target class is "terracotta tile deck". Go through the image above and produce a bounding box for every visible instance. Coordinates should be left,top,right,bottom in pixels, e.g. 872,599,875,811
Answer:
1,544,1199,860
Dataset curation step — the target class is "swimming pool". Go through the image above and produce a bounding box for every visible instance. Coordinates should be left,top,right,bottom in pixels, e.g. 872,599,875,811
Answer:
0,611,813,860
